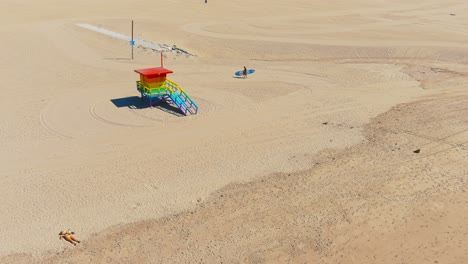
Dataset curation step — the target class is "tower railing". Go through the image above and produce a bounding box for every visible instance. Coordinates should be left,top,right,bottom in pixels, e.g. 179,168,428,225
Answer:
165,79,199,114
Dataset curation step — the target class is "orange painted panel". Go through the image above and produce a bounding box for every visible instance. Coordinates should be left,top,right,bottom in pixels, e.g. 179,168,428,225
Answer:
140,75,166,83
141,81,165,88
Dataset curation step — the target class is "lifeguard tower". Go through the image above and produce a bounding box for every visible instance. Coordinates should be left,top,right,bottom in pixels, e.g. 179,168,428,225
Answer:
135,67,198,115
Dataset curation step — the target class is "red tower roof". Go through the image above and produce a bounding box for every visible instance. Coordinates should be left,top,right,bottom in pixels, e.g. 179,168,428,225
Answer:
134,67,173,77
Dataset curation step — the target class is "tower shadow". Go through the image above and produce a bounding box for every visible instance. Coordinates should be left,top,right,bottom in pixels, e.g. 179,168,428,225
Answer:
110,96,184,117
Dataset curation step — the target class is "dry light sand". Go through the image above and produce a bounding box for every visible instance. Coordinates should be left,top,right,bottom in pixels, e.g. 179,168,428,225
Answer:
0,0,467,263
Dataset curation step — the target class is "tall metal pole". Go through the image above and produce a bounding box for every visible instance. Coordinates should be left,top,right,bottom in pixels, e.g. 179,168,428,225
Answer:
131,20,134,60
160,52,163,68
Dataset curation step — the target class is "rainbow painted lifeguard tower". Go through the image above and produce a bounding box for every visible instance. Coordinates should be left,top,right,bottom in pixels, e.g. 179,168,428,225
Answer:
134,67,198,115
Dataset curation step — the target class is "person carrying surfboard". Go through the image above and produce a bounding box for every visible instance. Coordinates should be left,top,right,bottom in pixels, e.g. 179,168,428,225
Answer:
234,67,254,78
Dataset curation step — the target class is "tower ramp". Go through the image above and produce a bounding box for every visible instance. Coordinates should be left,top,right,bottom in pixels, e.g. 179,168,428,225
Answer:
165,79,198,115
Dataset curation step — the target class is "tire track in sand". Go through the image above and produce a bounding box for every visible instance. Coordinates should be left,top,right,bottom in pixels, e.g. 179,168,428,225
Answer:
88,103,148,128
39,104,74,139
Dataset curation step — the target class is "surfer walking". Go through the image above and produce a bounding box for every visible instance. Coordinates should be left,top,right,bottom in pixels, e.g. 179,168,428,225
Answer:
243,66,248,79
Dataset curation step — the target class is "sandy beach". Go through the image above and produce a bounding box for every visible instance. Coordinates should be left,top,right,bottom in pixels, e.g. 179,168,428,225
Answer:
0,0,467,263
